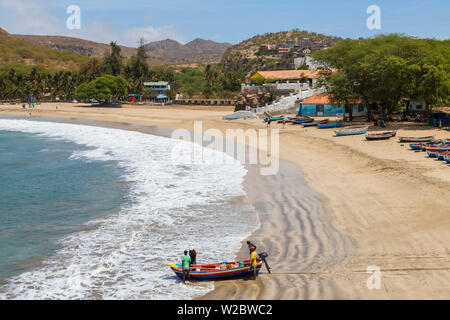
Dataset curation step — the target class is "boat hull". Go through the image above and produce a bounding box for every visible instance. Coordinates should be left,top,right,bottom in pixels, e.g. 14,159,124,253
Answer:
399,135,435,143
168,261,263,280
318,121,343,129
264,116,285,123
335,127,368,136
292,118,314,125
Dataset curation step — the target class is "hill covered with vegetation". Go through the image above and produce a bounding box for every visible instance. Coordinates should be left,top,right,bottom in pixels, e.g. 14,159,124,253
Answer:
220,29,342,73
0,28,89,71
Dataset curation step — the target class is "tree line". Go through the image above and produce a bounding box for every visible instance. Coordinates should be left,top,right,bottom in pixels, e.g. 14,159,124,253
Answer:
313,34,450,118
0,39,245,102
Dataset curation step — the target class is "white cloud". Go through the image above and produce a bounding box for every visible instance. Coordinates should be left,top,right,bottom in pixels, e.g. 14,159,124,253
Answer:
0,0,62,35
0,0,186,46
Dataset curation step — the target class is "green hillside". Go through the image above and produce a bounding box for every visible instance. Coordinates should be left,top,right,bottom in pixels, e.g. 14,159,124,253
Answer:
0,28,89,71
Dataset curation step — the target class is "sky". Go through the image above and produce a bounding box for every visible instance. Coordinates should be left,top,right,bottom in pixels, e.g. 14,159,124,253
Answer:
0,0,448,46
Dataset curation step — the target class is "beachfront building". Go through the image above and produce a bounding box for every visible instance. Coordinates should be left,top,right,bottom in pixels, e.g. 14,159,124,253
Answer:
409,100,427,112
143,81,171,103
298,93,368,117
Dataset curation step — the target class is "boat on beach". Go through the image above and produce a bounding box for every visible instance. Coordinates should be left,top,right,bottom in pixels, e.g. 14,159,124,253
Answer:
318,120,343,129
335,126,369,136
292,117,314,125
445,154,450,164
427,150,450,160
399,135,436,143
303,119,329,127
365,130,397,141
409,139,446,151
424,144,450,152
264,116,285,123
168,259,263,280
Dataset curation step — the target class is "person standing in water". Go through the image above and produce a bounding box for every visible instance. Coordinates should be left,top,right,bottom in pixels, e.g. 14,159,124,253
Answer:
189,249,197,265
181,250,191,283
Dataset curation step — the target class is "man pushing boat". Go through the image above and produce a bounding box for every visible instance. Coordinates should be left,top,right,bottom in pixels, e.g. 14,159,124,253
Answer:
249,246,258,280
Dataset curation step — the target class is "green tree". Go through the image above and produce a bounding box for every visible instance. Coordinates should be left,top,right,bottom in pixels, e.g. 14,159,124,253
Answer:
313,34,450,116
76,75,127,102
102,41,123,76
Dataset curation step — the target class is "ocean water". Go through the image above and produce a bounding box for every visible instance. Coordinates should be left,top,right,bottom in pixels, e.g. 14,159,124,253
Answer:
0,119,258,300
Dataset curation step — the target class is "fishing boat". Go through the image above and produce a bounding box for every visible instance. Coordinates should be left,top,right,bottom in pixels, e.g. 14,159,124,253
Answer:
409,139,445,151
318,120,343,129
436,151,450,161
168,259,263,280
445,154,450,164
424,144,450,152
264,116,285,123
398,135,435,143
335,126,369,136
302,119,329,127
365,130,397,141
427,150,450,159
292,117,314,125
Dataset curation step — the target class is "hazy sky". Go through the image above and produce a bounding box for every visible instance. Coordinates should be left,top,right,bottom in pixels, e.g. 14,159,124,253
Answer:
0,0,448,46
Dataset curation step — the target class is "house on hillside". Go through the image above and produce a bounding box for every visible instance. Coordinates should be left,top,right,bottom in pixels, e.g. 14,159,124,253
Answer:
278,47,290,56
298,93,367,117
249,70,322,88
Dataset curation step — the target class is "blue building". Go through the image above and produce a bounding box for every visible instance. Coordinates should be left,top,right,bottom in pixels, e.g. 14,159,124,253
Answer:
298,93,367,117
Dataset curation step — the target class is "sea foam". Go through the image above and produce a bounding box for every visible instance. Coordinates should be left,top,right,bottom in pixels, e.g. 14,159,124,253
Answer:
0,119,257,299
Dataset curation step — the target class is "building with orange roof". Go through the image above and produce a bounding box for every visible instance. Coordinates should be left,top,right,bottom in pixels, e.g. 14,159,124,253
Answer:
250,70,322,82
298,93,367,117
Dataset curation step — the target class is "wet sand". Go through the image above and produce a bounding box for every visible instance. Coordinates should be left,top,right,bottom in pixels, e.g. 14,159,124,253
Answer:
1,102,449,299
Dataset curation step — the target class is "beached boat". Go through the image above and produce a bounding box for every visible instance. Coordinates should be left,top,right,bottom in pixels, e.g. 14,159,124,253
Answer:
292,117,314,125
409,139,445,151
264,116,285,123
399,135,435,143
318,121,343,129
445,154,450,164
303,119,329,127
365,130,397,141
428,151,450,160
168,259,263,280
424,144,450,152
335,126,368,136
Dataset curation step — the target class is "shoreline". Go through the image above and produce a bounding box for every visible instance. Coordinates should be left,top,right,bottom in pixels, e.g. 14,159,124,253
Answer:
1,103,450,299
1,114,350,300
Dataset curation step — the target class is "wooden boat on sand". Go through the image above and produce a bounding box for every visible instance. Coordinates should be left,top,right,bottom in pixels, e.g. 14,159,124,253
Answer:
292,117,314,125
427,150,450,160
303,119,329,127
409,139,446,151
335,126,369,136
365,130,397,141
318,120,343,129
424,144,450,152
264,116,285,123
399,135,435,143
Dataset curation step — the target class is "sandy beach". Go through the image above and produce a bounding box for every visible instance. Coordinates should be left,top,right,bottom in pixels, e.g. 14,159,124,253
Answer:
1,102,449,300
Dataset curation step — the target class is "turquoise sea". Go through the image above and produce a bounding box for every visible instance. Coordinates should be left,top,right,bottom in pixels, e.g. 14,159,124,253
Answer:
0,129,129,281
0,118,257,299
